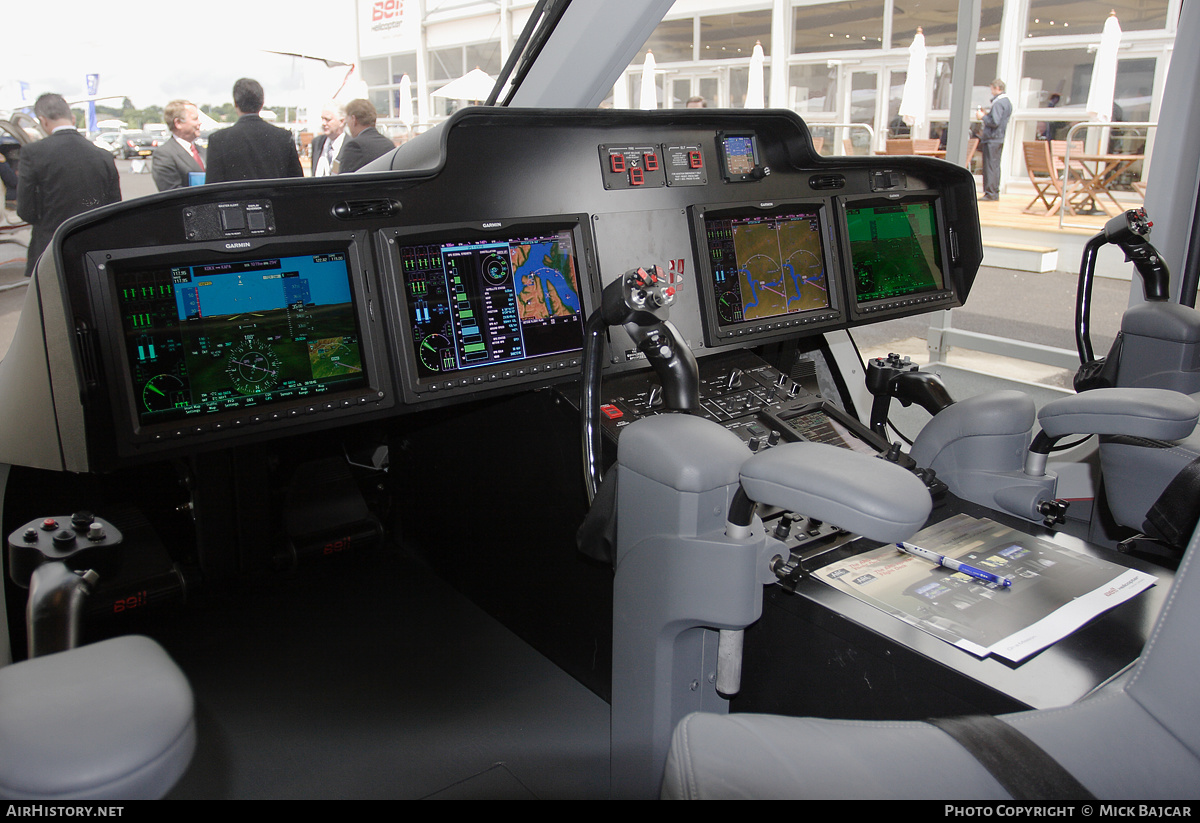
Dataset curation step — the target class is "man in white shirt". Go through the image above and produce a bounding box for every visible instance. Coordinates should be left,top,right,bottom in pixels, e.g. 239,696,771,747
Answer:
152,100,206,191
310,103,346,177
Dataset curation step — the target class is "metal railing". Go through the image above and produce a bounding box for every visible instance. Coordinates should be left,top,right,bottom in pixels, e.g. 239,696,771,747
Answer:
1058,121,1156,231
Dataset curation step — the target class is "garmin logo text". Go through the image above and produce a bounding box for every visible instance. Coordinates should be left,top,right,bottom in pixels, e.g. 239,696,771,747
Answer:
482,222,502,229
225,242,252,250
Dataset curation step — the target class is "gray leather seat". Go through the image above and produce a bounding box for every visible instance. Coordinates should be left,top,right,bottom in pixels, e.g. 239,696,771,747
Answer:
0,635,195,799
661,520,1200,799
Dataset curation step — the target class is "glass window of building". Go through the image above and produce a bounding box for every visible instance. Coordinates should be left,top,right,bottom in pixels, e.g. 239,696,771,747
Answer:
891,0,1004,48
788,64,838,114
638,17,695,63
431,47,465,82
465,41,504,77
1023,47,1095,107
700,9,772,60
931,52,999,109
793,1,884,53
1026,0,1170,38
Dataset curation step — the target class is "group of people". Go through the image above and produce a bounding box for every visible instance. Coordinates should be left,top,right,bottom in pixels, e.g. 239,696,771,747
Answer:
152,78,395,191
9,78,397,278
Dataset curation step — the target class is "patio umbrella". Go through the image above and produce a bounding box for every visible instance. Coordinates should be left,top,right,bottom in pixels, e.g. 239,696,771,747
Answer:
398,74,413,125
613,74,629,109
639,51,658,110
1085,12,1123,122
897,28,928,133
432,68,497,102
745,41,765,108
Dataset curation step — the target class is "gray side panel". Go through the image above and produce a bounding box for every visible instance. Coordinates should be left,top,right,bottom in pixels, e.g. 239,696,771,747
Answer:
0,274,65,472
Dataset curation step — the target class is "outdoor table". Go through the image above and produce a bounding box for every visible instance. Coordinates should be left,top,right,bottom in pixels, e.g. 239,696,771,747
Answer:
1067,153,1144,215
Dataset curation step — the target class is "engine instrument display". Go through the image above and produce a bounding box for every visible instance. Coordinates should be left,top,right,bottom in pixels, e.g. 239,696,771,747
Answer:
113,249,369,428
394,225,586,393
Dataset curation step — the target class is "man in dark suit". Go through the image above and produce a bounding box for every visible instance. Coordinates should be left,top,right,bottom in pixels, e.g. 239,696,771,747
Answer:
310,103,345,177
152,100,206,191
336,99,395,174
205,78,303,184
16,93,120,277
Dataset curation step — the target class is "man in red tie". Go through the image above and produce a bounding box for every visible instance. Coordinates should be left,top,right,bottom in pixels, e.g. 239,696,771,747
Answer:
152,100,206,191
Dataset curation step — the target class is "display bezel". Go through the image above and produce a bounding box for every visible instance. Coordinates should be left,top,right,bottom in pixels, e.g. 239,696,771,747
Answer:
689,199,845,348
836,192,958,322
85,231,392,455
379,215,596,405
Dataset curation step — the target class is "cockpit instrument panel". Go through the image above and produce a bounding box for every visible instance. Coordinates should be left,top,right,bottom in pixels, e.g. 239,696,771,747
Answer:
380,217,594,405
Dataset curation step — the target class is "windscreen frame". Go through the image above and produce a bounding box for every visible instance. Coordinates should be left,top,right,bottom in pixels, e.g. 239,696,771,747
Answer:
689,198,845,348
836,191,959,323
378,214,597,406
84,231,392,459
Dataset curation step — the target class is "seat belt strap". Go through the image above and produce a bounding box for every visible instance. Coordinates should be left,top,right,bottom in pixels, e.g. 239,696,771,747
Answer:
926,715,1096,801
1144,454,1200,550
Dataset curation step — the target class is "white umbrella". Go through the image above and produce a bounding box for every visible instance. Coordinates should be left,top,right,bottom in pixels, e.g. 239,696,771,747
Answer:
745,41,765,108
612,74,629,109
638,51,658,110
398,74,413,125
432,68,497,102
897,28,928,133
1086,12,1123,122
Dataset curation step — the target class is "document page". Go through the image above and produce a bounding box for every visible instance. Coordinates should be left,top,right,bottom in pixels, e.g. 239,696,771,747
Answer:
812,514,1157,662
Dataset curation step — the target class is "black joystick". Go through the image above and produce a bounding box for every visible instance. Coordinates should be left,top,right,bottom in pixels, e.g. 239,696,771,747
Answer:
866,354,955,438
7,512,123,656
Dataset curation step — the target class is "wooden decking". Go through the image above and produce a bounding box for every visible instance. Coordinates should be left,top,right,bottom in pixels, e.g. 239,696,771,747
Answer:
974,185,1144,235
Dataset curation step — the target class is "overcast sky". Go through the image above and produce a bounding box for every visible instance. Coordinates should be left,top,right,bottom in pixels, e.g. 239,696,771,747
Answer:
2,1,359,115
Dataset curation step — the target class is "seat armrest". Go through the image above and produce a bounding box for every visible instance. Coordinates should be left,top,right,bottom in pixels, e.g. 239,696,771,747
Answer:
1038,388,1199,440
738,443,931,543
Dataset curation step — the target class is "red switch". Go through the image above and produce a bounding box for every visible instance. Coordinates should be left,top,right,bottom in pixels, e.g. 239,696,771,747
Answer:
643,152,659,171
610,154,626,173
630,167,644,186
600,404,624,420
688,150,703,169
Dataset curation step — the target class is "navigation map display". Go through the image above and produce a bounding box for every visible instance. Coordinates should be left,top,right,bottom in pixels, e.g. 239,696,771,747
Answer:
395,227,585,386
845,197,946,304
113,249,368,428
701,205,832,329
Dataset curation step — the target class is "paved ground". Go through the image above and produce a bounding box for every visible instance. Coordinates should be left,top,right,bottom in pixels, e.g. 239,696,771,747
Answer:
0,160,1138,387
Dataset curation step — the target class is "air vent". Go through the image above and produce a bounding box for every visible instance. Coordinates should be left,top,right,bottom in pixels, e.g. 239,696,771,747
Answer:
332,199,402,220
808,174,845,190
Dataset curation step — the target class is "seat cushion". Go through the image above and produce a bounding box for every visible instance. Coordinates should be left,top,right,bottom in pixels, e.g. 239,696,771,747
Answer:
0,635,195,799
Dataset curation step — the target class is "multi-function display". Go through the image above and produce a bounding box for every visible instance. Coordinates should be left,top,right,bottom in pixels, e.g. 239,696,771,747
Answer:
845,198,945,304
396,228,585,385
702,207,832,328
114,250,368,427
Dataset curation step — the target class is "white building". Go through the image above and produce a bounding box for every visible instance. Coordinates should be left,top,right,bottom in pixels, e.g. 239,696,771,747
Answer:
357,0,1179,188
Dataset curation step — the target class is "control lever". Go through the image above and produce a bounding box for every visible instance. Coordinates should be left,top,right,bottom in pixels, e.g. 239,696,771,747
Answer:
7,512,123,656
581,265,700,502
1075,208,1169,388
865,354,955,438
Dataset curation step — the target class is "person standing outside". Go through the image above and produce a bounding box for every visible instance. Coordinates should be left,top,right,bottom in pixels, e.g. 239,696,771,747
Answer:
336,99,395,174
152,100,206,191
310,103,346,177
976,79,1011,201
16,92,120,277
205,78,303,183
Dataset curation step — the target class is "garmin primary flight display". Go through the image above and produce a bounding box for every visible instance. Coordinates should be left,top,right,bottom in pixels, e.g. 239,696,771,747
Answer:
113,249,369,428
394,225,585,391
844,197,946,304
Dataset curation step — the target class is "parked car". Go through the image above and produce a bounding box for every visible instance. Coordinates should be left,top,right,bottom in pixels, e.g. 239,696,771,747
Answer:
120,131,159,159
93,133,122,157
